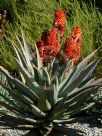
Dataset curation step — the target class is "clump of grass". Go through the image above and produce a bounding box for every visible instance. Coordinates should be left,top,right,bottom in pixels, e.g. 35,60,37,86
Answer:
0,0,102,74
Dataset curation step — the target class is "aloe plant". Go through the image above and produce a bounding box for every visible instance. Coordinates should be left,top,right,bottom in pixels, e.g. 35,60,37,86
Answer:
0,9,102,136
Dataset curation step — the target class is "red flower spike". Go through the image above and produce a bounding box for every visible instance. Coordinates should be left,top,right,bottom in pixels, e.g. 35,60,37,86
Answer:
53,41,60,56
71,26,81,46
64,37,81,63
47,27,60,56
41,30,49,45
53,9,65,36
36,27,60,61
47,27,58,46
64,26,81,63
64,37,73,48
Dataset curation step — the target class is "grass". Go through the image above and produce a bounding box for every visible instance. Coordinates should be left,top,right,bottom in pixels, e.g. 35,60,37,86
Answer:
0,0,102,75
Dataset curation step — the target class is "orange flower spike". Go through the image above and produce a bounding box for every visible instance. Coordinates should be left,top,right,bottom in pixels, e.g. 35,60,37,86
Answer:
47,27,58,46
71,26,81,46
64,26,81,63
37,28,59,60
64,37,81,63
64,37,73,49
47,28,60,57
64,37,74,58
53,41,60,56
53,9,65,36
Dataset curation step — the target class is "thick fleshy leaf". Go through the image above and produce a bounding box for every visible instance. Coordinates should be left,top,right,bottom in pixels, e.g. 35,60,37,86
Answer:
67,78,102,101
58,61,67,82
15,33,34,77
16,60,40,95
53,78,59,102
69,103,95,117
49,109,65,120
58,67,76,95
45,86,58,108
49,98,66,121
35,45,43,70
69,49,98,83
0,100,25,117
0,66,39,101
61,59,100,96
51,58,60,78
37,91,51,112
78,77,96,88
42,67,51,85
21,30,34,61
0,85,46,118
31,104,46,118
0,82,32,113
0,118,37,129
65,87,97,110
0,92,20,111
0,111,37,124
58,50,98,95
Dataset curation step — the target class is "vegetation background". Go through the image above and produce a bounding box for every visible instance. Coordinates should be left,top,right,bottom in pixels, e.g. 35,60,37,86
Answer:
0,0,102,77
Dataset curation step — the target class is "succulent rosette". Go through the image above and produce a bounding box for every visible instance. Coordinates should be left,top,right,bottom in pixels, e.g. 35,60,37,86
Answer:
0,9,102,136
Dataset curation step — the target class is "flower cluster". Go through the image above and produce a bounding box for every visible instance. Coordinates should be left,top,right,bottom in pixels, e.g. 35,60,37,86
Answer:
53,9,65,36
36,9,64,61
64,26,81,63
36,9,81,63
36,27,60,60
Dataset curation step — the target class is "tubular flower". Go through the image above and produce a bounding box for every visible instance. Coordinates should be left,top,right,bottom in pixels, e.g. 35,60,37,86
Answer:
71,26,81,46
36,27,60,61
41,28,58,46
46,27,60,56
36,40,50,61
53,9,65,36
47,27,58,46
64,26,81,63
53,41,60,56
64,37,81,63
